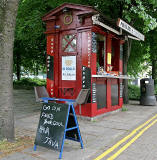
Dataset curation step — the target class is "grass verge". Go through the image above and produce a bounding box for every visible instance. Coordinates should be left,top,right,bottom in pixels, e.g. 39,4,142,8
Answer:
0,136,34,158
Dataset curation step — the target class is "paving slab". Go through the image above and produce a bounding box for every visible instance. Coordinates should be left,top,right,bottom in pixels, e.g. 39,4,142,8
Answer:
1,152,40,160
2,89,156,160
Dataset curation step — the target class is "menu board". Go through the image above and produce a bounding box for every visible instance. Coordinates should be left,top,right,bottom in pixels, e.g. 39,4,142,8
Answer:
34,103,69,151
82,66,91,89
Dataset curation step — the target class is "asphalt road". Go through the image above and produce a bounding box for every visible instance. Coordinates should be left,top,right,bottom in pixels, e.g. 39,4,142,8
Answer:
116,118,157,160
93,113,157,160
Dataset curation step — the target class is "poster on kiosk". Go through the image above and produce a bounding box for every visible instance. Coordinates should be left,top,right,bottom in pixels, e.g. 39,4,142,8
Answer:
62,56,76,81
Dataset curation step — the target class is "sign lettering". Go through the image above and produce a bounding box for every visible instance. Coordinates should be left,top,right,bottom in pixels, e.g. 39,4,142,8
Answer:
117,18,145,41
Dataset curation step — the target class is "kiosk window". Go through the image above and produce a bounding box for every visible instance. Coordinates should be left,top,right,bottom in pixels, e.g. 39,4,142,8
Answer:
95,34,106,71
62,34,76,52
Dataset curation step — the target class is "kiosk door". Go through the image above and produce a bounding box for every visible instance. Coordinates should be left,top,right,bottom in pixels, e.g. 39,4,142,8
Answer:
58,31,79,99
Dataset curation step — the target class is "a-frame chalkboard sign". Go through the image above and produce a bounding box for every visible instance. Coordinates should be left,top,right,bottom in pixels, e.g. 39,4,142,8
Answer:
34,98,83,159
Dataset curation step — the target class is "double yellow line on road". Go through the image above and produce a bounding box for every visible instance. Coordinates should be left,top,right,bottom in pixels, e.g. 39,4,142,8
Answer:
94,114,157,160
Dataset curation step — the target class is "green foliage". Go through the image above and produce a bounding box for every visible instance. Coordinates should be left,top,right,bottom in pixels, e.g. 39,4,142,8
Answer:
126,1,157,81
14,0,157,83
128,41,151,77
128,84,140,100
14,0,48,76
155,85,157,94
14,0,87,77
121,107,128,112
128,84,156,100
13,78,46,89
132,1,157,32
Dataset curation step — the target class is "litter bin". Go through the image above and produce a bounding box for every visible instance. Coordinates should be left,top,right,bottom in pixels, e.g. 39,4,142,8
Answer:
140,78,156,105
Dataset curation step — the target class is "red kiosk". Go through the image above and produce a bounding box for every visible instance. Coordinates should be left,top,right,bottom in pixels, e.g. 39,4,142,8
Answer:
42,3,144,118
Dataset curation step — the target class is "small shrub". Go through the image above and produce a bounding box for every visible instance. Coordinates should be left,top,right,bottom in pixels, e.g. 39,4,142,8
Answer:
121,107,128,112
155,85,157,95
13,78,46,89
128,84,140,100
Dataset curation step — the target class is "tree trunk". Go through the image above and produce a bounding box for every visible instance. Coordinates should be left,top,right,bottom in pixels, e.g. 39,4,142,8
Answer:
123,38,132,104
0,0,19,140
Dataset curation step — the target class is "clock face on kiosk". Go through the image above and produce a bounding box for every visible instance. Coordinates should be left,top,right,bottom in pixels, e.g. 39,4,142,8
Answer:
63,14,73,25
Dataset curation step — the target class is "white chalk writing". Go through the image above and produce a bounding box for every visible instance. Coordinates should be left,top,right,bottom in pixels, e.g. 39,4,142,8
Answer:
51,106,61,112
39,125,49,136
41,112,54,120
43,119,64,127
44,137,59,149
43,105,61,112
43,105,51,110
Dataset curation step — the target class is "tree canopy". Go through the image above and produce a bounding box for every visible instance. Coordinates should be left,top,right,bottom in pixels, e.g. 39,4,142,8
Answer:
14,0,157,83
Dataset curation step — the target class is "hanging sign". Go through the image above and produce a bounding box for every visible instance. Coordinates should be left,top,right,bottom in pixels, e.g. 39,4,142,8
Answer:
62,56,76,80
117,18,145,41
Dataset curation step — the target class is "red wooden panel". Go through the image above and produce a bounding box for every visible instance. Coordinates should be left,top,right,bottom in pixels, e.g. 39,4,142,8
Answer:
75,103,92,117
46,21,55,33
54,33,59,97
112,38,120,71
91,53,96,75
47,35,55,56
119,59,123,73
82,31,92,67
119,98,123,107
106,79,112,109
106,34,112,72
47,78,54,97
92,26,106,36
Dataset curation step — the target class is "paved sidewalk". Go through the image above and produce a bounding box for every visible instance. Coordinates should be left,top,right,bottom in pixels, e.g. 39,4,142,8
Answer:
1,89,157,160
